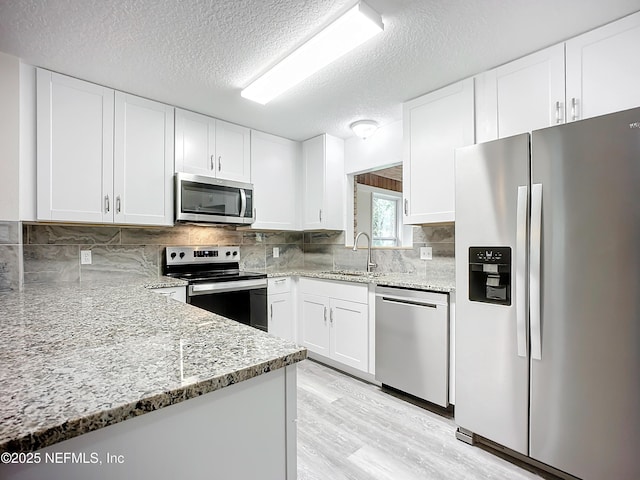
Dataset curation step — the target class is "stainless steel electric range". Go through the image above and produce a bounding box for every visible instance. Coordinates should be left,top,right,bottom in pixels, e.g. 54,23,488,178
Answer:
163,246,268,331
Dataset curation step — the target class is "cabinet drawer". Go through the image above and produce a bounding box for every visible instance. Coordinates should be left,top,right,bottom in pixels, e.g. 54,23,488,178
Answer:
299,277,368,304
150,286,186,303
268,276,291,294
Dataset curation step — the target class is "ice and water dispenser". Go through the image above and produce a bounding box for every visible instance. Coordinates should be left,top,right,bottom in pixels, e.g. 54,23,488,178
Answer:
468,247,511,305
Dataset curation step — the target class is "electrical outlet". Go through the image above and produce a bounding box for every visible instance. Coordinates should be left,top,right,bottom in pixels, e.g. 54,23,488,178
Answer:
273,247,280,258
420,246,432,260
80,250,92,265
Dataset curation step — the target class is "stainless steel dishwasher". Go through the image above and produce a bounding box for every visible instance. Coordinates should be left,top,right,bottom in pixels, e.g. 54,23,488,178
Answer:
375,286,449,407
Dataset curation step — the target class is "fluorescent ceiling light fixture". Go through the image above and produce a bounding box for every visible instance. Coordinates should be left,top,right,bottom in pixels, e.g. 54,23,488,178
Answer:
241,1,383,105
351,119,379,139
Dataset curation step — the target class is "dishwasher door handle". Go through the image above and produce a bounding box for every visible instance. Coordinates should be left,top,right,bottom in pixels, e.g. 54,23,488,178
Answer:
379,296,438,309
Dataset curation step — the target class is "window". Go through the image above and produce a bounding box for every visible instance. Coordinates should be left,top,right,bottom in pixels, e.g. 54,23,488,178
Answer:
372,192,399,247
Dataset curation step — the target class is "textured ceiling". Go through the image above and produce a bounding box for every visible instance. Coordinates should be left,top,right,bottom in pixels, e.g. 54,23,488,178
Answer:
1,0,639,141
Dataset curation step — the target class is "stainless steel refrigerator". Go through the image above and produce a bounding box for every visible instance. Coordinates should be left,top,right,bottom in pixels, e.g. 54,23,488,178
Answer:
454,107,640,480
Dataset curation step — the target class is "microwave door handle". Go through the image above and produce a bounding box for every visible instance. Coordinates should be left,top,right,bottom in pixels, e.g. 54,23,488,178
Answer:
239,188,247,217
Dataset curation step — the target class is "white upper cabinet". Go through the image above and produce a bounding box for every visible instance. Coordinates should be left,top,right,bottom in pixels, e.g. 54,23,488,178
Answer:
114,92,174,226
566,11,640,122
36,69,174,226
475,44,566,142
302,134,345,230
174,108,251,183
250,130,300,230
215,120,251,182
403,78,474,224
36,69,115,223
174,108,214,176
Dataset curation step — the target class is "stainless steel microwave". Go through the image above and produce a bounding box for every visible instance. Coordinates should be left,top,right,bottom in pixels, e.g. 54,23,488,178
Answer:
175,173,255,225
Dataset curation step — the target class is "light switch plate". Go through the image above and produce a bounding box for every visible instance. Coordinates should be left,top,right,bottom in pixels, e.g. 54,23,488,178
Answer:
420,246,432,260
80,250,92,265
273,247,280,258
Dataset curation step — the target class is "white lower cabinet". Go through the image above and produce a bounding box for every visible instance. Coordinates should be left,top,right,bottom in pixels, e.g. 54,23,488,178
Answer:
298,278,369,372
268,277,296,342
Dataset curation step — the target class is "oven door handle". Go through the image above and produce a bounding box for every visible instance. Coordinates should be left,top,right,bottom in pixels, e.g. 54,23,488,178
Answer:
189,279,267,296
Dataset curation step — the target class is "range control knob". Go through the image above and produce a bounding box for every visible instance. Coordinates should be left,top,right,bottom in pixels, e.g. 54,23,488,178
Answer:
179,252,185,259
226,251,231,256
232,251,238,256
170,252,177,259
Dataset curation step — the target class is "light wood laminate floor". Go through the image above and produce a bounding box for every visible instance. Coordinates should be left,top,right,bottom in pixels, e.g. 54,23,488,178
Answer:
297,359,547,480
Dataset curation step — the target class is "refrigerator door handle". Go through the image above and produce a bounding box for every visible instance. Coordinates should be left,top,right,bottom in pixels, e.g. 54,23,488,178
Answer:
530,183,543,360
516,185,528,357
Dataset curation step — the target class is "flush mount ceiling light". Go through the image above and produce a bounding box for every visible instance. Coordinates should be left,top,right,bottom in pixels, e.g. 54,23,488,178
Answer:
350,119,379,139
241,1,384,105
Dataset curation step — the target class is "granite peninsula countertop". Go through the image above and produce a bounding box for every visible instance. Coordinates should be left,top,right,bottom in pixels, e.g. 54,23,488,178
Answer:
266,269,455,293
0,278,306,453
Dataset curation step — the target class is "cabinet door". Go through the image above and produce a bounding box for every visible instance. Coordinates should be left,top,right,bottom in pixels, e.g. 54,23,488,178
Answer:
174,108,215,176
114,93,174,226
215,120,251,183
301,134,345,230
269,292,295,341
566,12,640,121
299,293,330,356
36,69,114,223
475,44,565,142
330,299,368,371
302,135,325,229
403,78,474,224
251,131,300,230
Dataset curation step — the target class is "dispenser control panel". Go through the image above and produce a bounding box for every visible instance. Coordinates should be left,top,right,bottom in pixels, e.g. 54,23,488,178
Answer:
468,246,512,306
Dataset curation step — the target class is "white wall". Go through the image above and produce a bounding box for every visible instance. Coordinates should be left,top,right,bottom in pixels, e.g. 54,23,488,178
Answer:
19,62,36,221
0,52,20,221
344,119,402,174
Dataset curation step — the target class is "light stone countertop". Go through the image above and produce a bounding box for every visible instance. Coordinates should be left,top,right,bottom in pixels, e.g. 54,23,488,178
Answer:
266,269,455,293
0,278,306,453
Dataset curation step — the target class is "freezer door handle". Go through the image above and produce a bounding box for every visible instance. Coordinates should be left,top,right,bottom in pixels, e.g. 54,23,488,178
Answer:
516,185,528,357
530,183,543,360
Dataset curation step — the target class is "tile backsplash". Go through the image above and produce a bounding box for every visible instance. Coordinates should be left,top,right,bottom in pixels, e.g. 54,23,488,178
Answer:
0,221,21,291
17,222,455,285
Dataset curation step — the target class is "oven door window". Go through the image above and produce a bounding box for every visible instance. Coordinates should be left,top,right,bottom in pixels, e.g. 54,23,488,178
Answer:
182,181,241,217
188,288,267,332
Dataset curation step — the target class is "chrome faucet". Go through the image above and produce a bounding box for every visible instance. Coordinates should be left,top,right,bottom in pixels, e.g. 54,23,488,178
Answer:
353,232,377,273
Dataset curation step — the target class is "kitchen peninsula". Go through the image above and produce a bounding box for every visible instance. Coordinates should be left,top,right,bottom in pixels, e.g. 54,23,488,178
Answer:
0,279,306,480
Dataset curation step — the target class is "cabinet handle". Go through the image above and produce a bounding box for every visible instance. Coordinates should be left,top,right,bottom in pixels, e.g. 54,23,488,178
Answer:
218,156,222,171
210,155,215,170
555,101,563,124
323,306,327,324
330,308,334,325
571,97,579,121
319,209,322,222
116,195,121,214
270,304,273,319
275,278,286,284
104,195,110,213
404,199,408,215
